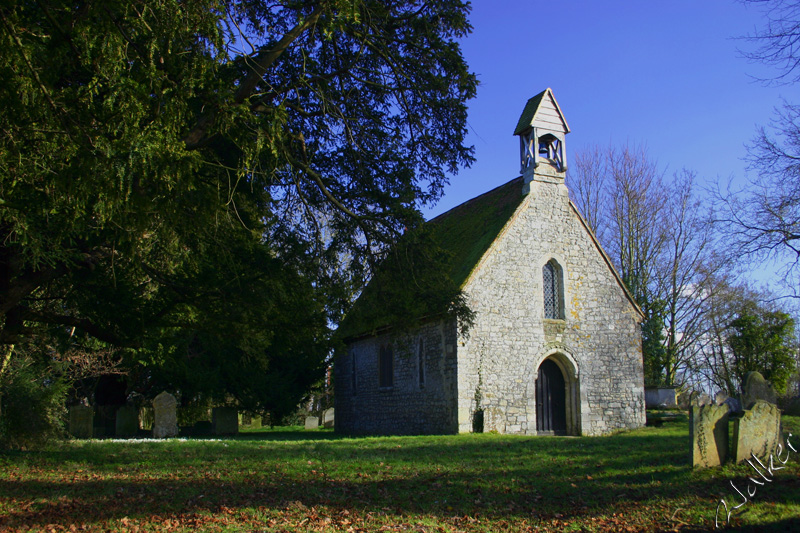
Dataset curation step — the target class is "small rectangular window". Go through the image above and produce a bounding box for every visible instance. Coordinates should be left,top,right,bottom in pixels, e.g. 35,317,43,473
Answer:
351,350,357,396
418,339,425,388
379,344,393,388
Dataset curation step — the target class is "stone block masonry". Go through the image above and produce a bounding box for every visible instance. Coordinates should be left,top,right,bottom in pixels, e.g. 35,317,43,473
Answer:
455,180,644,436
336,179,645,436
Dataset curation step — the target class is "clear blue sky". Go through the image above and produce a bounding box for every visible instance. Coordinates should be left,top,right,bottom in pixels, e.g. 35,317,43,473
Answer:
426,0,791,219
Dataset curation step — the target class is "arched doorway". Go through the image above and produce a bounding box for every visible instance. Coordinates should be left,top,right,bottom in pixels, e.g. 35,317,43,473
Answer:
536,358,567,435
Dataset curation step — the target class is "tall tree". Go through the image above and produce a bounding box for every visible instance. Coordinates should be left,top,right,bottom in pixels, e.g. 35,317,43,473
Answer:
741,0,800,84
569,144,668,385
0,1,477,380
568,145,722,387
715,1,800,296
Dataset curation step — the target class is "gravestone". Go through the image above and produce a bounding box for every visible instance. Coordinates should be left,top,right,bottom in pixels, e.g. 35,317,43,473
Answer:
304,416,319,430
691,404,729,468
152,392,179,438
115,406,139,438
212,407,239,435
323,408,335,428
732,400,783,463
743,371,777,409
69,405,94,439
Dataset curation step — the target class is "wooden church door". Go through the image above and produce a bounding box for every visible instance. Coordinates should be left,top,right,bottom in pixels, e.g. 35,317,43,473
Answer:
536,359,567,435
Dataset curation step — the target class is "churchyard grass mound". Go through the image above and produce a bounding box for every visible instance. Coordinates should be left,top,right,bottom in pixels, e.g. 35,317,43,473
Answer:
1,417,799,532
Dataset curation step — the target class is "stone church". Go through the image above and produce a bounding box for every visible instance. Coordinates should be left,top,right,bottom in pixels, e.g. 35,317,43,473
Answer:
335,88,646,436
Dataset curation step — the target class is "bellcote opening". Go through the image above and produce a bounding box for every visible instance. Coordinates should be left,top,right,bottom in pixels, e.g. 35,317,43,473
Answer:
513,88,570,183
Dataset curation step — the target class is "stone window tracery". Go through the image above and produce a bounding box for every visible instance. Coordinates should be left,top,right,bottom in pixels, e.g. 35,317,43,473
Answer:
543,259,565,320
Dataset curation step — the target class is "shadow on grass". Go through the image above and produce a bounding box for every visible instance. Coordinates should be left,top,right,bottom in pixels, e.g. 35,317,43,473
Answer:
1,422,798,530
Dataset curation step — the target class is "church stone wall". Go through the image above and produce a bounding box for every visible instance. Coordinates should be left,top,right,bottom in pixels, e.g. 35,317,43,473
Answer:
335,321,459,435
457,177,645,436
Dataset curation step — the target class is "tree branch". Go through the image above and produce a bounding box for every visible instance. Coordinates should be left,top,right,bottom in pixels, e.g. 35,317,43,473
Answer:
182,5,324,150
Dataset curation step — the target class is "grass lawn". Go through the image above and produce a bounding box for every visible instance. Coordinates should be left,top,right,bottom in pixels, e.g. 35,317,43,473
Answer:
1,417,799,532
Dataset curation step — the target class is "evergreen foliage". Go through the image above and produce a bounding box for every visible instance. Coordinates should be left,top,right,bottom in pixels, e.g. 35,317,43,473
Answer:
0,1,476,417
727,303,797,395
0,351,68,450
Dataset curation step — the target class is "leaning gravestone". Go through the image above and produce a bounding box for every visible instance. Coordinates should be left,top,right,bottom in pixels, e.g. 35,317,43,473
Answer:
322,408,335,428
732,400,783,463
743,371,777,409
212,407,239,435
152,392,179,438
115,406,139,438
304,416,319,430
691,404,729,468
69,405,94,439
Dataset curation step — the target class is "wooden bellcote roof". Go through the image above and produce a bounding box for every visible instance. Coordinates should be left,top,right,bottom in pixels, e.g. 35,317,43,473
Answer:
513,88,570,136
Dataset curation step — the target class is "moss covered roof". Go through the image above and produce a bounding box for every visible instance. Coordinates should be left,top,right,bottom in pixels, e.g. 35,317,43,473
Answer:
428,176,525,287
338,177,525,340
513,90,548,136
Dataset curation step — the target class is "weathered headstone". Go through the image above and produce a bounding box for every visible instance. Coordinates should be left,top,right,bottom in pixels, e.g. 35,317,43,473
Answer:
304,416,319,430
691,404,729,468
732,400,783,463
212,407,239,435
743,371,777,409
152,392,179,438
69,405,94,439
115,406,139,438
322,408,335,428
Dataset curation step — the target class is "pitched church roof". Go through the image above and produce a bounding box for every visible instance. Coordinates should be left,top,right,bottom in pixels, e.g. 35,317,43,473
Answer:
428,176,525,287
337,177,525,340
513,87,570,136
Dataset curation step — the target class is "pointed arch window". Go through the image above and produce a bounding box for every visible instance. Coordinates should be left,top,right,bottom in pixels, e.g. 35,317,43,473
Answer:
543,259,565,320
